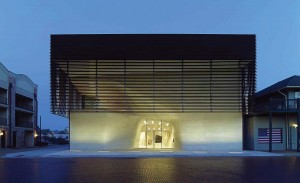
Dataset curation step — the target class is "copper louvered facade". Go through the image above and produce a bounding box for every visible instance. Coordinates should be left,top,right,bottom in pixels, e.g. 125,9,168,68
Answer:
50,34,256,117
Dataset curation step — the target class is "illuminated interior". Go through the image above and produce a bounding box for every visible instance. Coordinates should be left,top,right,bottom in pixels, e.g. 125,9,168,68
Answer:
137,120,174,149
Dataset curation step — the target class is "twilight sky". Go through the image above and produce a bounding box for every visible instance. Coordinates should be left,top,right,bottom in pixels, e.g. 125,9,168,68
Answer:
0,0,299,130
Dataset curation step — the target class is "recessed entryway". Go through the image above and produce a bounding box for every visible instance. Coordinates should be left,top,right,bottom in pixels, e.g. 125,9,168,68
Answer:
137,120,174,149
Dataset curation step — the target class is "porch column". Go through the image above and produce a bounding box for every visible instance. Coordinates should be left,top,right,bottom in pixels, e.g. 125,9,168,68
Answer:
269,112,272,152
297,99,300,152
297,111,300,152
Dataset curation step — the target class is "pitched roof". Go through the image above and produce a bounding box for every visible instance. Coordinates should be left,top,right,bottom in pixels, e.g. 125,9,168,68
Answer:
255,75,300,98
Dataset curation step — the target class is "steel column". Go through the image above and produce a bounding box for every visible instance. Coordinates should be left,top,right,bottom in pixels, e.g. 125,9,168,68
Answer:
269,112,272,152
297,111,300,152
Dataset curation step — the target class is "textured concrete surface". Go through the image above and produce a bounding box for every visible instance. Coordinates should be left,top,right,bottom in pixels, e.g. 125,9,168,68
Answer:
70,112,243,151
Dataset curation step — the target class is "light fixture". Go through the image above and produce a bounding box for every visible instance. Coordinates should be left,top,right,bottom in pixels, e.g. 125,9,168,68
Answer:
0,131,3,136
34,133,38,137
159,121,161,125
166,123,169,126
144,120,147,124
292,124,298,128
152,120,154,124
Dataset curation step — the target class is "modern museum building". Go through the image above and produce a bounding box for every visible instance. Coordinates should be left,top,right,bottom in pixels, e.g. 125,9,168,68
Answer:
50,34,256,151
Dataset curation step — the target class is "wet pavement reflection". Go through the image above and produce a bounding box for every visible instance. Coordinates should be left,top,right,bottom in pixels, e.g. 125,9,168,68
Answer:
0,157,300,183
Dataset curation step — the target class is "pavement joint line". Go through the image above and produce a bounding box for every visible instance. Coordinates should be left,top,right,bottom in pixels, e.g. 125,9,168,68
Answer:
2,145,300,157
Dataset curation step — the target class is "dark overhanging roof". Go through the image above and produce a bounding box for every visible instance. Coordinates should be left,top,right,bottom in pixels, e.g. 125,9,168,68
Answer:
255,75,300,98
50,34,256,60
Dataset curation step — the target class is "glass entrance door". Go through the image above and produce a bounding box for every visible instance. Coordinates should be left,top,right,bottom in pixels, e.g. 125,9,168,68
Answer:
141,120,174,149
146,131,154,148
155,131,162,149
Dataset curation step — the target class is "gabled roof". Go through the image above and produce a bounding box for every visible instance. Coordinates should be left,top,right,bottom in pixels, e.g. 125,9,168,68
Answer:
255,75,300,98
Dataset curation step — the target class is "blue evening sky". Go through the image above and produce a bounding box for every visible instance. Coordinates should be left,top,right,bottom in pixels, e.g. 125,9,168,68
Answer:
0,0,299,130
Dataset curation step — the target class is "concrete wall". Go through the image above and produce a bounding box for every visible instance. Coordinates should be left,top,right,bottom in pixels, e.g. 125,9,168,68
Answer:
70,112,242,151
14,129,25,147
0,62,9,89
15,74,36,98
24,131,34,147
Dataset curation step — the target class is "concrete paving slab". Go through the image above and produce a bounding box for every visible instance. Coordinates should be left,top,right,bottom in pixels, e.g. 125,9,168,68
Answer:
4,146,295,158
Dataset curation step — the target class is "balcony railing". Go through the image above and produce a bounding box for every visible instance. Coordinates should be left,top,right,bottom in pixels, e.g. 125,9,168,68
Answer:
0,118,7,126
15,121,33,128
254,99,300,113
269,99,300,111
16,103,33,111
0,96,7,105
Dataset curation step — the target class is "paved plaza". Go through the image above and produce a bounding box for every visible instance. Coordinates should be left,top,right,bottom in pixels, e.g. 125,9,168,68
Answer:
0,156,300,183
1,145,300,158
1,146,300,183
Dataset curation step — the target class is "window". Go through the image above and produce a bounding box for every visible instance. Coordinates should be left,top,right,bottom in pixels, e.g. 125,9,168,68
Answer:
295,92,300,99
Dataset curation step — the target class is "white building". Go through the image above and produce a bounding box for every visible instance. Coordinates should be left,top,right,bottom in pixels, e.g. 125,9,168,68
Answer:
0,62,38,148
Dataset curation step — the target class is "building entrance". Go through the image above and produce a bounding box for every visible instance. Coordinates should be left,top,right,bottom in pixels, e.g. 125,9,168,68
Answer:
138,120,174,149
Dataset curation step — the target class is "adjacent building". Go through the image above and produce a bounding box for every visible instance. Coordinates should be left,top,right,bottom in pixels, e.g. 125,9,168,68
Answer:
0,62,38,148
50,34,256,151
246,75,300,152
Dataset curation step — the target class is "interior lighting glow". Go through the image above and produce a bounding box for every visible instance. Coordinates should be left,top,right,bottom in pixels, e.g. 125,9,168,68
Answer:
166,123,169,126
152,120,154,124
0,131,3,136
159,121,161,125
293,124,298,128
144,120,147,124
